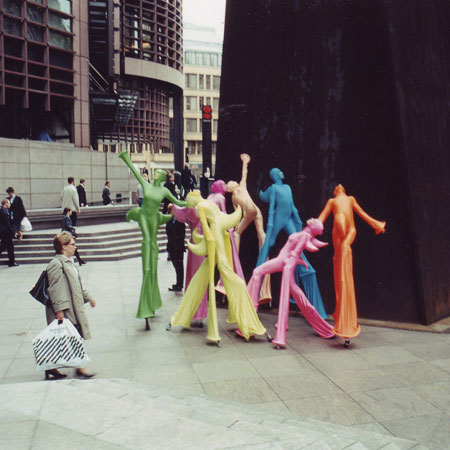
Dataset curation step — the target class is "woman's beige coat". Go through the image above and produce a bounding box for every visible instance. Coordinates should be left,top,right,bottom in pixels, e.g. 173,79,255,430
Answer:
46,255,93,339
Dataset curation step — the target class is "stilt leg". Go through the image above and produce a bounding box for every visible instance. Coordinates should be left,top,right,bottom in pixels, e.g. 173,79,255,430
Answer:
145,318,150,330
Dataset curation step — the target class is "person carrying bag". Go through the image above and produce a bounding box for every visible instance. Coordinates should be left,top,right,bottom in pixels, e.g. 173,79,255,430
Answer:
42,231,96,380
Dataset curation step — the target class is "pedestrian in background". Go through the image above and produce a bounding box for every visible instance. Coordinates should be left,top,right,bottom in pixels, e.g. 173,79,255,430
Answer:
76,179,87,207
61,177,80,226
180,164,196,199
46,231,95,379
162,172,177,213
6,186,27,239
102,181,113,205
0,199,18,267
61,208,86,265
166,204,185,291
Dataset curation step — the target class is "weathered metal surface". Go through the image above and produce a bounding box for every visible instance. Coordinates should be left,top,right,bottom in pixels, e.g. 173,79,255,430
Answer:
217,0,450,324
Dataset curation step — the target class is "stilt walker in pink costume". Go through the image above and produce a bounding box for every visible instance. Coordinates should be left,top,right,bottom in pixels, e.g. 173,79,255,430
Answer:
247,218,335,348
171,204,208,322
207,180,246,294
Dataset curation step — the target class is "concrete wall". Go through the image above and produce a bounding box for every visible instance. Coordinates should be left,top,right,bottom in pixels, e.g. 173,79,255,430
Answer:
0,138,133,209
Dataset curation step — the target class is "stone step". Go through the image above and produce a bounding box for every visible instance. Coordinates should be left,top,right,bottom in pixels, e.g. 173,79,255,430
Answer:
106,378,424,450
2,379,422,450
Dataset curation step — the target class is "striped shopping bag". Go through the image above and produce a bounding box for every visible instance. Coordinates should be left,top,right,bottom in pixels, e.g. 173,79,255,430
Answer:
32,319,91,371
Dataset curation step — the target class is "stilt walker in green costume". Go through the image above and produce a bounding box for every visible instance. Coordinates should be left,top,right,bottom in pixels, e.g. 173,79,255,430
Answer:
119,152,185,329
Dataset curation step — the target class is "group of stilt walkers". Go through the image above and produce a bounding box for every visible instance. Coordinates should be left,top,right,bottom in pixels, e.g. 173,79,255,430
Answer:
119,151,386,349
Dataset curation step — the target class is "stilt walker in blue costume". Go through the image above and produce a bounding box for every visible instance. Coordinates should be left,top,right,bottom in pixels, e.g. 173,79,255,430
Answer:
256,168,328,319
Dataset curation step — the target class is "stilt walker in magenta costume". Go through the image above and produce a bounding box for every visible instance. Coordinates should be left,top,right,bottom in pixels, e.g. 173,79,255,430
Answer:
248,219,335,348
171,204,208,321
207,180,245,294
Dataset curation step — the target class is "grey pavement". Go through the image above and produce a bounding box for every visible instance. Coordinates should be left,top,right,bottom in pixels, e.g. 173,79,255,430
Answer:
1,254,449,449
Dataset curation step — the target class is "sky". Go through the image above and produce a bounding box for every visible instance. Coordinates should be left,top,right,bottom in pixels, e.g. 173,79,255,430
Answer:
183,0,226,39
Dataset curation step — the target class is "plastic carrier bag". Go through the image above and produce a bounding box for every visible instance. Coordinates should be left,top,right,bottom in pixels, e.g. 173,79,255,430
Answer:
21,216,32,232
32,319,90,371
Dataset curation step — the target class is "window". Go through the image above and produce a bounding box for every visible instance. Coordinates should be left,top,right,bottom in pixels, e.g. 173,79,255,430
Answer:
28,5,44,23
49,13,71,32
185,51,195,64
187,141,196,155
206,97,211,106
213,98,219,112
199,75,204,90
196,53,202,65
213,119,218,134
185,74,197,89
49,31,72,50
202,53,210,66
213,76,221,91
199,97,204,109
211,53,219,66
205,75,211,90
4,17,22,36
49,0,72,15
28,24,45,42
185,96,197,111
3,0,22,17
186,119,197,133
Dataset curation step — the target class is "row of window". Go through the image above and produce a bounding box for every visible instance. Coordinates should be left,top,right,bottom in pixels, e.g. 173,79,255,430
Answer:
185,74,220,91
4,0,72,15
185,96,219,112
185,118,218,134
2,0,73,50
186,141,217,156
185,51,221,67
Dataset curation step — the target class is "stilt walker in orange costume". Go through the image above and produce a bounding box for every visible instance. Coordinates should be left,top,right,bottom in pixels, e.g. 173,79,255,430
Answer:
318,185,386,347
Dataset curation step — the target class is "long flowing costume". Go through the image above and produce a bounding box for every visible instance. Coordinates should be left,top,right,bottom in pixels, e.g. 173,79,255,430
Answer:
318,185,386,339
207,180,245,294
171,205,208,320
170,193,266,343
248,220,335,347
119,152,185,319
256,168,328,319
227,153,271,303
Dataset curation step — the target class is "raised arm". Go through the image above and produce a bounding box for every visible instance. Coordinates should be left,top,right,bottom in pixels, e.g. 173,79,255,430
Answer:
351,197,386,234
239,153,250,187
119,151,147,188
318,199,333,224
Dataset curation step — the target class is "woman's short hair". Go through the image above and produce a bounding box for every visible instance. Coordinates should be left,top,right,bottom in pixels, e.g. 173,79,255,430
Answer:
53,231,73,254
63,208,71,215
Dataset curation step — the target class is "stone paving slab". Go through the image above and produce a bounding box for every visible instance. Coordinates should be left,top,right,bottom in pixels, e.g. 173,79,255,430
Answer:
0,257,449,448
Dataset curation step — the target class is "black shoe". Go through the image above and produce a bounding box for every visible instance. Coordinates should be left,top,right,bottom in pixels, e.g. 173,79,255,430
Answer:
78,260,87,265
45,369,67,380
8,262,19,267
168,285,183,292
75,368,95,379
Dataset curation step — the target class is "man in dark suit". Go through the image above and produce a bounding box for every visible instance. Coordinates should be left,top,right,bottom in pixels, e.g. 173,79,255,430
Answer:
76,179,87,207
0,199,18,266
166,204,185,291
6,186,26,239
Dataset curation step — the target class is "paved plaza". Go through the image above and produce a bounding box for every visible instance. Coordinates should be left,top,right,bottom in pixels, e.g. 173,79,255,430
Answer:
1,253,450,449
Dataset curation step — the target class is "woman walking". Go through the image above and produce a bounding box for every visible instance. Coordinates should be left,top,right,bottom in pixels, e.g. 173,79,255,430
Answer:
45,231,96,379
61,208,86,265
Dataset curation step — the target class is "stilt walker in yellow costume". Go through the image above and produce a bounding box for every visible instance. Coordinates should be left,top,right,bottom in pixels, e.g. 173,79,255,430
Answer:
168,191,268,345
